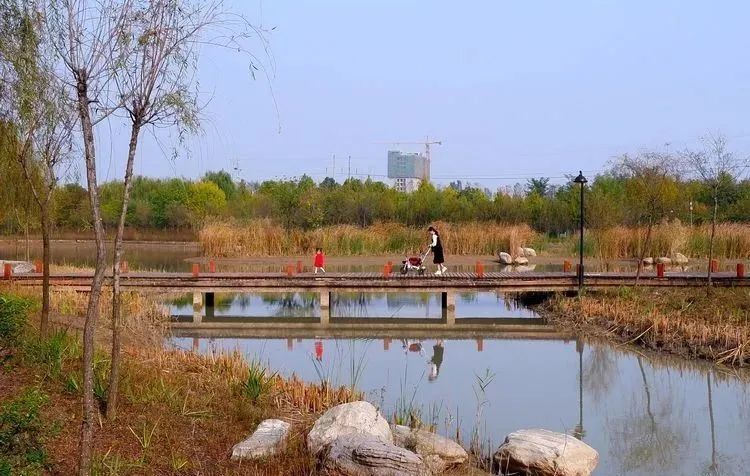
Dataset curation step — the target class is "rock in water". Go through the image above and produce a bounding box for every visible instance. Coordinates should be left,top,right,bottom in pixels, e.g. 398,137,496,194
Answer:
494,429,598,476
499,252,513,265
673,253,689,265
523,247,537,257
513,256,529,266
231,419,290,461
307,401,392,456
392,425,467,473
322,433,432,476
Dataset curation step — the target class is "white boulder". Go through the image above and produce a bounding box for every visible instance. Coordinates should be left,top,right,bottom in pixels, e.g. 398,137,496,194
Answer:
307,401,392,456
513,256,529,266
655,257,672,265
499,252,513,265
673,253,689,265
231,419,290,461
322,433,432,476
393,425,467,473
642,257,654,266
493,429,598,476
523,247,537,257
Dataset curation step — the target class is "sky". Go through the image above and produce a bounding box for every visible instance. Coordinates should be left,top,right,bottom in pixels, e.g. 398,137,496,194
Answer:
94,0,750,189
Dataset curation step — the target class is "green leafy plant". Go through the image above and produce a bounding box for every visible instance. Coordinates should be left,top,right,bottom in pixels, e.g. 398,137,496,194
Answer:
239,360,276,403
0,388,49,473
0,294,31,344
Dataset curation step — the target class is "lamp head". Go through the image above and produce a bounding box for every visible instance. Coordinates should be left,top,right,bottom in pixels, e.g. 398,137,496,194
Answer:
573,171,588,184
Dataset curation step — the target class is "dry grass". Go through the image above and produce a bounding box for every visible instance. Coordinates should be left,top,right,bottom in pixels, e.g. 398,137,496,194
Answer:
585,222,750,260
546,287,750,366
199,219,536,257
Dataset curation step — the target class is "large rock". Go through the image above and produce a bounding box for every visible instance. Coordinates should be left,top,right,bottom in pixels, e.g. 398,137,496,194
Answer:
393,425,468,473
513,256,529,266
307,401,392,456
523,247,537,257
231,419,290,461
642,257,654,266
322,433,432,476
499,252,513,265
673,253,689,265
655,257,672,265
493,429,598,476
0,261,34,274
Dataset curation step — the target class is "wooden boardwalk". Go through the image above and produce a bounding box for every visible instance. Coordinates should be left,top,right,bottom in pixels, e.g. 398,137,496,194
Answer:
3,270,748,292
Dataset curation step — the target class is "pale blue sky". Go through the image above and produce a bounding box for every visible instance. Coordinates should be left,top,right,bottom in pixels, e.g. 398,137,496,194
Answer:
95,0,750,188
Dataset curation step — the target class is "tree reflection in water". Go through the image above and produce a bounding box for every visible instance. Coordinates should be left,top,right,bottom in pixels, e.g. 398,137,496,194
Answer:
607,356,694,474
583,342,619,405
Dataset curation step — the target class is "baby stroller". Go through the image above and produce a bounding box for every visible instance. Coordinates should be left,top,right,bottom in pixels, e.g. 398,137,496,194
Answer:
401,249,430,275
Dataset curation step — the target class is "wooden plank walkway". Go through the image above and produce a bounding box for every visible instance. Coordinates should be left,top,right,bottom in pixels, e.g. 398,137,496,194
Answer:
3,270,748,292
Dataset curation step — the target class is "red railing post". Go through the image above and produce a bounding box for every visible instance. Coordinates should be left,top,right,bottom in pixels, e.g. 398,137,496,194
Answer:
34,261,43,273
297,260,303,273
476,261,484,278
209,259,216,273
192,263,200,277
383,264,390,277
737,263,745,278
3,263,12,280
656,262,665,278
286,264,294,277
563,260,572,273
120,260,129,274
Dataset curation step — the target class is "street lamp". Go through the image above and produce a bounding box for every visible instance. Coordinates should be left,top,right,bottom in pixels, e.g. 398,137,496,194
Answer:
573,171,588,292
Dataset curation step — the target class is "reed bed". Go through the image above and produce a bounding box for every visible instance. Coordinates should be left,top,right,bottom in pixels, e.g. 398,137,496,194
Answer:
547,288,750,366
198,219,536,257
583,222,750,260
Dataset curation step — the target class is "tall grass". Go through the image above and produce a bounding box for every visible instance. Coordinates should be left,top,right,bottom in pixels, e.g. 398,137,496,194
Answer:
583,222,750,260
198,219,536,257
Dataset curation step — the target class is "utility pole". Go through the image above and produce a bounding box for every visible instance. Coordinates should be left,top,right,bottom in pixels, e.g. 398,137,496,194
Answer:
348,155,351,179
332,154,336,181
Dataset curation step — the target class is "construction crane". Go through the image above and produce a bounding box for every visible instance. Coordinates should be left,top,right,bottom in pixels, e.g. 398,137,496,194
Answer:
380,136,442,182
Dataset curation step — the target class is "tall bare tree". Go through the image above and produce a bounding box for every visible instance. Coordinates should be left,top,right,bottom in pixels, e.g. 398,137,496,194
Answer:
613,152,679,285
0,1,76,337
43,1,132,472
682,134,747,289
105,0,270,419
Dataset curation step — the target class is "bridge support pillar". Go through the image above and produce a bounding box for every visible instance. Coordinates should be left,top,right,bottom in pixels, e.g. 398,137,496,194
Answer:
320,290,331,325
205,292,215,307
441,291,456,324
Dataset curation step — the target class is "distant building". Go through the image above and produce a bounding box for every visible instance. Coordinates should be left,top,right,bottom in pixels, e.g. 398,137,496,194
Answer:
387,150,429,192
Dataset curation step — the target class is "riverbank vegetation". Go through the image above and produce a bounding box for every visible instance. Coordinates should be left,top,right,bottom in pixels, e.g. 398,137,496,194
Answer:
0,291,364,474
545,287,750,366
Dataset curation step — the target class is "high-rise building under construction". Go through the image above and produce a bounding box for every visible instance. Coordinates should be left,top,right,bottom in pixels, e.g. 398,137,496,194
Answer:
387,150,428,192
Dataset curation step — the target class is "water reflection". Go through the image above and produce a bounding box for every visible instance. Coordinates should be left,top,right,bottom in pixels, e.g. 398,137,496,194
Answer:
170,332,750,476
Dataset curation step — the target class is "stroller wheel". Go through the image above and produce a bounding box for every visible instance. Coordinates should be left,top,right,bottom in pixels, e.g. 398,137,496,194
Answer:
400,266,408,275
418,268,425,276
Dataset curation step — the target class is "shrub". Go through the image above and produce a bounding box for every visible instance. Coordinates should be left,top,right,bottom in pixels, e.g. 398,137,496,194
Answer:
0,388,49,473
0,294,32,345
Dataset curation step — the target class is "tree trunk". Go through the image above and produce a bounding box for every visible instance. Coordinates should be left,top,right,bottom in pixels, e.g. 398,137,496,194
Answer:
707,193,718,290
106,119,141,420
76,72,107,476
635,220,653,287
40,205,50,338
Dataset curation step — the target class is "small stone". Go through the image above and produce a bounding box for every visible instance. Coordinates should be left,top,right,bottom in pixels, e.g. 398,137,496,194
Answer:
642,257,654,265
656,257,672,265
514,256,529,266
499,252,513,265
393,425,468,473
494,429,598,476
322,433,432,476
523,247,537,257
307,401,392,456
231,419,290,461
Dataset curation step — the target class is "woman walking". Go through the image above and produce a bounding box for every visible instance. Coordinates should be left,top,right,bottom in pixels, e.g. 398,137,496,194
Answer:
428,226,447,275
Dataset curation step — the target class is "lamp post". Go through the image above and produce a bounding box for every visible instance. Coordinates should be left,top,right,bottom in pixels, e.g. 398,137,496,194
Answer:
573,171,588,292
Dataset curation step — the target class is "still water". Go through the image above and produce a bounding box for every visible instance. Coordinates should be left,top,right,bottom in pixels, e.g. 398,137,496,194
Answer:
168,292,750,476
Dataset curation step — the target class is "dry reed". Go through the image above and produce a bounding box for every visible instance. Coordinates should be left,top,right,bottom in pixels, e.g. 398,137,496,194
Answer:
585,222,750,260
547,288,750,366
198,219,536,257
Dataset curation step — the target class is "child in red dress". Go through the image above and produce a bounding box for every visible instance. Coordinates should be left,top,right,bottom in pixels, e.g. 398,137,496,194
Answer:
314,248,326,274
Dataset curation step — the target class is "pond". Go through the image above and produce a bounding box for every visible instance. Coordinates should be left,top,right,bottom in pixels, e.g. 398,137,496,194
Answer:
167,291,750,476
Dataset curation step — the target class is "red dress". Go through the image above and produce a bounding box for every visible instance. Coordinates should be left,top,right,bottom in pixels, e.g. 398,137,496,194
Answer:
314,253,325,267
